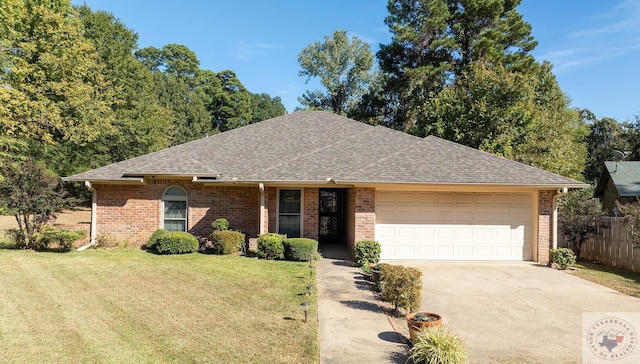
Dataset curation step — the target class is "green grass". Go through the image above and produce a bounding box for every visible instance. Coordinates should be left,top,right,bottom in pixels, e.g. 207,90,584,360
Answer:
571,261,640,298
0,249,318,363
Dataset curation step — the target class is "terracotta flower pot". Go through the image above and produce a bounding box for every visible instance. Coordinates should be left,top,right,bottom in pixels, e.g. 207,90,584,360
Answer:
406,312,442,343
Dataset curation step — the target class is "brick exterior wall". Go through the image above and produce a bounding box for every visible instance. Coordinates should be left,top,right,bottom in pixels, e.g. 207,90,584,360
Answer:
95,181,259,247
303,188,319,240
537,190,555,264
353,187,375,251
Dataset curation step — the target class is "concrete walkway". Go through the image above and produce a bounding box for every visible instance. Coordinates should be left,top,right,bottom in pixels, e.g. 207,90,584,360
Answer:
316,246,409,364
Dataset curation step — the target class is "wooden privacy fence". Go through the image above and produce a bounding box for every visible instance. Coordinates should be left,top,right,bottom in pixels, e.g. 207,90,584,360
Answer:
563,217,640,272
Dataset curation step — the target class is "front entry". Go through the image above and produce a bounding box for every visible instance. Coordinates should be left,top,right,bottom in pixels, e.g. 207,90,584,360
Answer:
318,189,344,245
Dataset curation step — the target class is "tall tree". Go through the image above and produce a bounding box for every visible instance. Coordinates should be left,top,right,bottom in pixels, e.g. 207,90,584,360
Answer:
376,0,537,129
298,30,374,115
582,111,624,183
0,0,114,159
250,93,286,123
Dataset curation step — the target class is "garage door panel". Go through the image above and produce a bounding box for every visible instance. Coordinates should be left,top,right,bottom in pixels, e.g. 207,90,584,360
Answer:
376,191,533,261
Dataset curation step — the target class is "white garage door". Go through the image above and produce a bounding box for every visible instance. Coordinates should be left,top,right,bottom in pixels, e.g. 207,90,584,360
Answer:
375,191,533,261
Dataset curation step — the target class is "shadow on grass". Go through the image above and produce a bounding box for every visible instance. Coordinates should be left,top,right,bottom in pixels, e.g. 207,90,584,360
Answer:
577,260,640,284
0,241,16,250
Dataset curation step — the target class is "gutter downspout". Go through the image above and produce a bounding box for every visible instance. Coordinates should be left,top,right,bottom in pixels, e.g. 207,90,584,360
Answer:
552,187,569,249
259,183,265,235
77,181,97,251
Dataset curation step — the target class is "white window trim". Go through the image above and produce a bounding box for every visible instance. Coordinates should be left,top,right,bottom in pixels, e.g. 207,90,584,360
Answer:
276,188,304,237
161,186,188,232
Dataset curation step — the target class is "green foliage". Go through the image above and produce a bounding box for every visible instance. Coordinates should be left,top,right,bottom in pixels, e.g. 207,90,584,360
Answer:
379,264,422,313
298,30,374,115
209,230,246,255
353,240,381,270
257,233,286,260
582,111,624,183
282,238,318,261
148,230,198,255
250,93,286,123
146,229,171,250
408,326,468,364
37,225,86,252
0,159,76,249
211,218,229,232
549,248,576,270
559,188,605,258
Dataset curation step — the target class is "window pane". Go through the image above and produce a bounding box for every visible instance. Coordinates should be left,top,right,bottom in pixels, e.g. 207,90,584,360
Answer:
164,187,186,197
164,201,186,219
279,190,301,213
279,215,300,237
165,220,186,232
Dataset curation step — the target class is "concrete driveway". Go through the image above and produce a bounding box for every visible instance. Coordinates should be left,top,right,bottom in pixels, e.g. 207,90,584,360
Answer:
398,262,640,364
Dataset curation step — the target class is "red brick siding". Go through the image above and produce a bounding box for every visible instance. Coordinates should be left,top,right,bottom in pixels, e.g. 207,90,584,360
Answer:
95,181,259,247
354,187,375,249
266,187,277,234
537,190,555,264
303,188,319,240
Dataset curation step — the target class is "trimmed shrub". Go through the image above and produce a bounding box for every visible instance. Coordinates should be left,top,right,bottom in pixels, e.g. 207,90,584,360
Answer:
282,238,318,261
354,240,381,272
408,325,467,364
211,218,229,232
379,264,422,313
152,231,199,254
257,233,286,260
37,225,87,251
550,248,576,270
209,230,246,255
146,229,170,250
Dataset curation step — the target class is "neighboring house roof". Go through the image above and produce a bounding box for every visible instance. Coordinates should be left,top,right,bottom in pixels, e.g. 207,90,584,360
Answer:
595,161,640,198
65,111,585,188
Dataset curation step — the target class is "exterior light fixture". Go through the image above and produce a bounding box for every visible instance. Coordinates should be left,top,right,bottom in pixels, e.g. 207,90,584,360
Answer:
301,301,310,323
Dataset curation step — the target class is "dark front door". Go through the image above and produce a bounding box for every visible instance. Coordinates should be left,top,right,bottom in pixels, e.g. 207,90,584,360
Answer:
319,189,344,244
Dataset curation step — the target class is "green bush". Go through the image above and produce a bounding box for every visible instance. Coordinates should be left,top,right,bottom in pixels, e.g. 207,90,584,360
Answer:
257,233,286,260
282,238,318,261
379,264,422,313
209,230,246,255
211,218,229,232
37,225,87,251
152,231,199,255
354,240,381,271
146,229,171,250
550,248,576,270
408,326,467,364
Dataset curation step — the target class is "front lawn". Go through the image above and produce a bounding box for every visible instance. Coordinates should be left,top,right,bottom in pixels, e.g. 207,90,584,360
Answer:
571,261,640,298
0,249,318,363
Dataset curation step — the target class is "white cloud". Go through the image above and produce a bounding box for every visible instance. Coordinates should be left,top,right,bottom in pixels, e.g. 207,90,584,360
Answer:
548,0,640,72
228,40,277,60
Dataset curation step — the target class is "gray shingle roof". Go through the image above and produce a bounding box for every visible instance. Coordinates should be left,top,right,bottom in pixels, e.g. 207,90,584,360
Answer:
596,161,640,197
65,110,584,187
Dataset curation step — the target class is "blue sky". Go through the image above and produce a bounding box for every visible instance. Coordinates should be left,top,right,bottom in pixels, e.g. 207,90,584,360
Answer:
72,0,640,122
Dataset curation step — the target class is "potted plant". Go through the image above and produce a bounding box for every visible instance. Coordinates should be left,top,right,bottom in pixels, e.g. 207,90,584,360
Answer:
407,325,467,364
406,311,442,343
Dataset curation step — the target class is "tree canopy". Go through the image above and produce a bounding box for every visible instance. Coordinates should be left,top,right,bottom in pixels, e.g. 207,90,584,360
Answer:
0,0,284,187
297,30,374,115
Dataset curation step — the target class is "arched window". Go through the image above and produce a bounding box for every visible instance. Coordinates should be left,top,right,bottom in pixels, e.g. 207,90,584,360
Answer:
163,187,187,232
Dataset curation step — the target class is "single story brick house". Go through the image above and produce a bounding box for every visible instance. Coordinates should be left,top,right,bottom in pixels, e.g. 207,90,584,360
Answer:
595,161,640,215
65,111,585,263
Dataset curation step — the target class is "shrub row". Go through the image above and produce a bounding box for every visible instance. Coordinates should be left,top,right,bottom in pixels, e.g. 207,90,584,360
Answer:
255,234,318,261
37,225,87,252
147,229,199,254
208,230,246,254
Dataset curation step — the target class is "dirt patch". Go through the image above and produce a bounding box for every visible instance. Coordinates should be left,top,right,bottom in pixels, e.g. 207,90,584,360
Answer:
0,208,91,238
